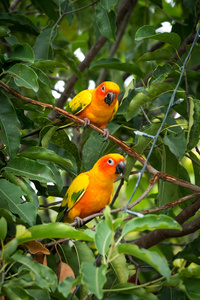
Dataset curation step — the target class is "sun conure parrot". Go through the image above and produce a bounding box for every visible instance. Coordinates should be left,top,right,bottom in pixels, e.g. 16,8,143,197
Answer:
22,81,120,140
66,81,120,139
56,153,125,226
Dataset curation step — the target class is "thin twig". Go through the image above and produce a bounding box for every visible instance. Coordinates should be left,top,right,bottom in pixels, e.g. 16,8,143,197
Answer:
185,153,200,167
54,0,69,28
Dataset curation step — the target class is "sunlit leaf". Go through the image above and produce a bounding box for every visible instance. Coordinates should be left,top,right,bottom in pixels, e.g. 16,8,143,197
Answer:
95,220,112,256
135,25,181,48
187,99,200,150
122,214,182,236
96,6,116,41
6,63,39,92
118,244,171,280
81,263,107,299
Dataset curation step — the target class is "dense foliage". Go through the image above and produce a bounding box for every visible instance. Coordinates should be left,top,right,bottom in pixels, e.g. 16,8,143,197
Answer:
0,0,200,299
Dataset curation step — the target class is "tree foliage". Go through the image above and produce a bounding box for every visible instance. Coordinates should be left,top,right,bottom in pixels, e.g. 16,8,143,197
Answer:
0,0,200,299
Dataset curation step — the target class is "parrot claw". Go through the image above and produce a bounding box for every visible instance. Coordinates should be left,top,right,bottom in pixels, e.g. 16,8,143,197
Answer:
83,118,91,128
74,216,84,227
103,129,109,141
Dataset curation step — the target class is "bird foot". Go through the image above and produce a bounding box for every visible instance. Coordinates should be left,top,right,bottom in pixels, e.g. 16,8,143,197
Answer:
74,216,84,227
83,118,91,128
103,129,109,141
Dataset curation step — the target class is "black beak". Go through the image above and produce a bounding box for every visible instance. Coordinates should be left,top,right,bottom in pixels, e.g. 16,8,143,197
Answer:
115,161,125,175
104,92,116,106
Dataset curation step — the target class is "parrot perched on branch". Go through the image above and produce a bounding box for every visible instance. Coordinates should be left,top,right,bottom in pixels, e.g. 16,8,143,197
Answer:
66,81,120,139
22,81,120,140
56,153,125,226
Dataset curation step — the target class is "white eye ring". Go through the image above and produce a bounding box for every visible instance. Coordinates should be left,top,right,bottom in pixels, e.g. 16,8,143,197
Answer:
101,85,105,92
107,158,114,165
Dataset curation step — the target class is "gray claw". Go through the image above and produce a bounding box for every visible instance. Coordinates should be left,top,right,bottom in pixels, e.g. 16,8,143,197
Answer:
103,129,109,141
83,118,91,127
74,216,84,227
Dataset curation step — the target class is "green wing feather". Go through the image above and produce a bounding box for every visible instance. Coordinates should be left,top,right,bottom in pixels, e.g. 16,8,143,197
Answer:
66,90,92,115
56,173,89,222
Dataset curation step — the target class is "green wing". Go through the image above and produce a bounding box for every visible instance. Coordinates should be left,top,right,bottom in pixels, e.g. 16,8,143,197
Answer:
56,173,89,222
66,90,92,115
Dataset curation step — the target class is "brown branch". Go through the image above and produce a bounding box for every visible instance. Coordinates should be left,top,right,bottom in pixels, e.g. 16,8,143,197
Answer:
185,153,200,167
70,192,200,228
133,197,200,249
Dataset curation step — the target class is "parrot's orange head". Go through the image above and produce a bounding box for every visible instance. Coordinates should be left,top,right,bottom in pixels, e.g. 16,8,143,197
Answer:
96,81,120,106
95,153,125,180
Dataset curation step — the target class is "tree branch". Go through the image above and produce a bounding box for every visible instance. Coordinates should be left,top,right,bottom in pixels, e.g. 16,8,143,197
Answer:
133,197,200,249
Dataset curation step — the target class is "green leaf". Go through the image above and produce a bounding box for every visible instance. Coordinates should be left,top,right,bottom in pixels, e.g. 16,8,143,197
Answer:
184,278,200,300
57,276,77,298
74,241,95,266
100,0,118,11
90,58,143,78
163,132,187,160
0,91,21,159
0,208,16,223
158,145,179,206
0,216,7,240
0,13,39,34
82,123,121,171
175,237,200,265
138,49,173,61
187,99,200,150
4,157,56,184
6,63,39,92
2,286,35,300
150,64,173,84
20,146,73,168
12,251,57,291
16,223,93,244
0,179,37,226
33,27,57,60
118,243,171,280
32,60,67,71
109,247,129,283
95,220,112,256
122,214,182,236
31,0,59,21
126,82,175,121
135,25,181,49
0,26,10,37
81,262,107,299
8,43,35,63
96,6,116,42
190,152,200,187
56,48,82,79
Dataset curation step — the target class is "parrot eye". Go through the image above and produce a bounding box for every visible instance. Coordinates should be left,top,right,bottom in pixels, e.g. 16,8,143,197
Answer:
101,85,105,92
107,158,114,165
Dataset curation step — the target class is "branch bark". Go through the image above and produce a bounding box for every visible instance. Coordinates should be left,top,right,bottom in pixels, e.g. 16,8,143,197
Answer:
133,197,200,249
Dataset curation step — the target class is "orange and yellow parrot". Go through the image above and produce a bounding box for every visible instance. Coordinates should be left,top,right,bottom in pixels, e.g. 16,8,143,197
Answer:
56,153,125,226
66,81,120,139
22,81,120,140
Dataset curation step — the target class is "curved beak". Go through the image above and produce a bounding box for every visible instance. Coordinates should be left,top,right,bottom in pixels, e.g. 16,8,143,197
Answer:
104,92,116,106
115,161,125,175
